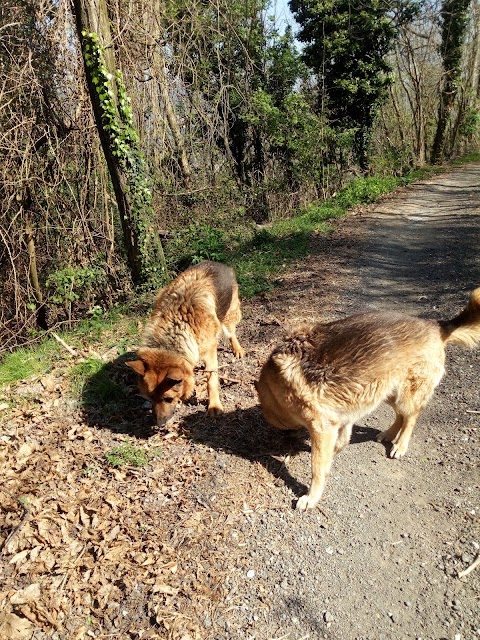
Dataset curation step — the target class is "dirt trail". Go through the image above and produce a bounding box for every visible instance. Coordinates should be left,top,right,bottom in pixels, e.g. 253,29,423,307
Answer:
1,165,479,640
198,164,480,640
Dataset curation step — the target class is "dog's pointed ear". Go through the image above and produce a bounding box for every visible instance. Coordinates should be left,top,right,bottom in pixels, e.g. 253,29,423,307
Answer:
144,370,161,394
125,359,146,376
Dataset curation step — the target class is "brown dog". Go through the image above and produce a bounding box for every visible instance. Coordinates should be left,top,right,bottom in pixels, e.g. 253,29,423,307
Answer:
126,261,244,428
256,289,480,511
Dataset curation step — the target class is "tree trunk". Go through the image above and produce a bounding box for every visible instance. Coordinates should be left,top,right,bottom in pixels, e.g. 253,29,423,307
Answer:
25,213,48,331
431,84,456,163
155,53,192,188
474,8,480,98
71,0,166,287
431,0,471,164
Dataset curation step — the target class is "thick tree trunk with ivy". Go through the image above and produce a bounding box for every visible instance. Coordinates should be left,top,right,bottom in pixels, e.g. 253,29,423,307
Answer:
431,0,471,164
72,0,166,287
450,1,480,155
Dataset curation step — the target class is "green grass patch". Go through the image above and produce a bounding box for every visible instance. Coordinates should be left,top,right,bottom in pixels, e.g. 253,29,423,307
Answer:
228,202,344,297
164,200,346,298
105,440,149,468
62,308,140,351
334,176,403,208
452,152,480,166
69,357,126,405
0,305,141,390
0,339,60,387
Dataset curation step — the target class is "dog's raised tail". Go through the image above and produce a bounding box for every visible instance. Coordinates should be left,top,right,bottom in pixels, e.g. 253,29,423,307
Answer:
440,288,480,348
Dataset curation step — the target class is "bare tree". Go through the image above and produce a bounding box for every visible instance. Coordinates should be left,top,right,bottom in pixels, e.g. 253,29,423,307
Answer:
71,0,166,286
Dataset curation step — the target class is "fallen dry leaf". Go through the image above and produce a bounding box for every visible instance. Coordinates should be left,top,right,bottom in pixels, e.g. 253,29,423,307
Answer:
0,612,33,640
10,584,41,605
152,583,179,596
9,550,30,566
104,524,121,540
40,375,56,392
16,442,37,466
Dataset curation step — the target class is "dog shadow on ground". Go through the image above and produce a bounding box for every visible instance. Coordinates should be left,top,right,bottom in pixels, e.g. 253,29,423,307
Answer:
181,403,380,502
80,353,153,436
80,357,381,499
184,404,311,499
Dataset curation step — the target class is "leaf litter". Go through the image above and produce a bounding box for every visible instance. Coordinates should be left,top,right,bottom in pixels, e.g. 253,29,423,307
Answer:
0,360,265,640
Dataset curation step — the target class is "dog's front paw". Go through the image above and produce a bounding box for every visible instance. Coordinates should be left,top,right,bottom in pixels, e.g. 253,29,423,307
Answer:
389,441,408,459
296,494,317,512
207,404,223,417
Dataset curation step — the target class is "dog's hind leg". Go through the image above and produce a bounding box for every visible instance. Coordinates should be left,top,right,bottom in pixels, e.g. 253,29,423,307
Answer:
222,322,245,358
388,412,420,459
376,413,403,446
377,412,420,459
334,422,353,454
380,366,442,458
296,420,338,512
222,286,245,358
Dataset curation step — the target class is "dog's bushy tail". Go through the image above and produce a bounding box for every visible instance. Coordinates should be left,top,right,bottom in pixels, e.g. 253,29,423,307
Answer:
440,288,480,348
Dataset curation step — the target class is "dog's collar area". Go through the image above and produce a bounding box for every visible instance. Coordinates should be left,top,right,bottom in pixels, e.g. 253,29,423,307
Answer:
194,366,219,374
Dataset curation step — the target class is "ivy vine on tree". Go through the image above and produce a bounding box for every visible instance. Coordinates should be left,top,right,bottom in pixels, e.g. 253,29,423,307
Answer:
78,25,166,288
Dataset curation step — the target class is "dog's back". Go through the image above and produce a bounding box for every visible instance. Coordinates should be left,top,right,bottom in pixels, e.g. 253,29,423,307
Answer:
183,261,237,321
143,261,238,350
273,312,441,384
128,261,244,427
259,312,446,429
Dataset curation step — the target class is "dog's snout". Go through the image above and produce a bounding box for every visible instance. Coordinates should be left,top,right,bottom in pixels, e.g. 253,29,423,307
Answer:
156,415,168,427
155,408,176,428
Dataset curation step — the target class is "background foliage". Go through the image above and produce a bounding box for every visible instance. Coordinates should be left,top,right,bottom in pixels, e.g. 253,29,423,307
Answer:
1,0,479,347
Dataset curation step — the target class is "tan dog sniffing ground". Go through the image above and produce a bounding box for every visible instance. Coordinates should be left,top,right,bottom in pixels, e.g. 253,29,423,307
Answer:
256,289,480,511
126,261,244,429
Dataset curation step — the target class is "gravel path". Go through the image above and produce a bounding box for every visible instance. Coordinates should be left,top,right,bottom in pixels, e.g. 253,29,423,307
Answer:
196,163,480,640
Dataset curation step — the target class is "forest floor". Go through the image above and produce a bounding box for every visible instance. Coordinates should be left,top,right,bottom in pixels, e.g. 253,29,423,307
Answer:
1,163,480,640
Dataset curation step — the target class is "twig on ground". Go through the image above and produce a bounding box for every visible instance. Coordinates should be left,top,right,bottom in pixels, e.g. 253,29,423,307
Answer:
219,375,243,384
52,332,77,356
197,363,229,372
458,554,480,578
269,315,283,327
316,505,330,519
465,409,480,414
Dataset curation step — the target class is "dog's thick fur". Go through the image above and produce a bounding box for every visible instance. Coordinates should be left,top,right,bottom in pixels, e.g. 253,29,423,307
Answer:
126,261,244,427
256,289,480,511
